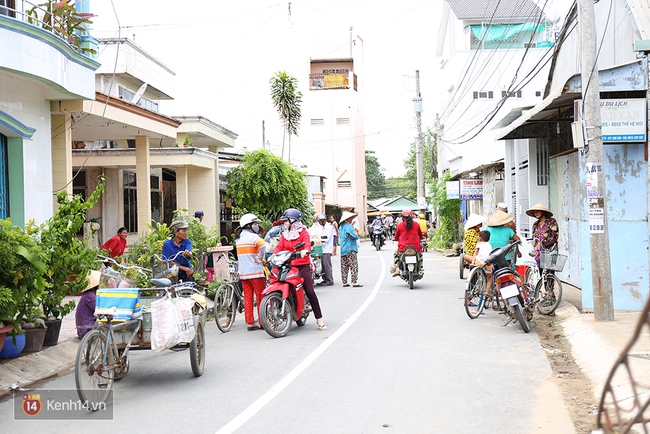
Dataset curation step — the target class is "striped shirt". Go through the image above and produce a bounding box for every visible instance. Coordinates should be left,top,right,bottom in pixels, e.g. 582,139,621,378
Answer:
236,229,267,280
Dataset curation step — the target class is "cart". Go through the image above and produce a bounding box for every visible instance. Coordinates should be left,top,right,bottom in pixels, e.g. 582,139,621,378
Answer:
74,254,207,408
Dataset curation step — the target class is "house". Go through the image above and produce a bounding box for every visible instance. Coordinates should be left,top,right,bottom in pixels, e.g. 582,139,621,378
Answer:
435,0,553,219
291,32,368,234
0,1,99,225
493,0,650,311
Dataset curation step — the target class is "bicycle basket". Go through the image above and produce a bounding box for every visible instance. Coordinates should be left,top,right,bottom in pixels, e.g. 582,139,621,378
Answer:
540,251,568,272
153,260,179,284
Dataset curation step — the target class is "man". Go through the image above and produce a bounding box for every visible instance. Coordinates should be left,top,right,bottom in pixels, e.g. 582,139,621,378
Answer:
162,220,194,281
101,227,128,258
370,215,385,246
315,213,335,286
194,210,204,222
417,214,429,238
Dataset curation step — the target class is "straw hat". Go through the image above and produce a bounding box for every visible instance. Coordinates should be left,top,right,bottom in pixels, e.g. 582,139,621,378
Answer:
526,202,553,217
340,211,358,224
81,270,102,293
464,213,487,230
496,202,508,212
487,209,514,227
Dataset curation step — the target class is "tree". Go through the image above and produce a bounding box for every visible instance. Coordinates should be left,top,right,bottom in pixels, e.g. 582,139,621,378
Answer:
365,150,386,199
269,71,303,162
225,149,312,221
431,172,461,249
402,128,438,201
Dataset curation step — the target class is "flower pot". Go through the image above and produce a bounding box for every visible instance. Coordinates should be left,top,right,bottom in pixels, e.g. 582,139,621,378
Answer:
43,318,62,346
22,326,47,353
0,333,26,359
0,325,14,354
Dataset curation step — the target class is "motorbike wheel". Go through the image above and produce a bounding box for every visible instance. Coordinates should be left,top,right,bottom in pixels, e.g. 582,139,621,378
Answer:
260,292,292,338
214,284,236,333
464,268,487,319
513,304,530,333
535,273,563,315
408,270,414,289
375,237,381,251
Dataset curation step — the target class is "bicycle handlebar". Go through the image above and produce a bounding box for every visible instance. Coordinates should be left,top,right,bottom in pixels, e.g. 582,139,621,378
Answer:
97,255,152,275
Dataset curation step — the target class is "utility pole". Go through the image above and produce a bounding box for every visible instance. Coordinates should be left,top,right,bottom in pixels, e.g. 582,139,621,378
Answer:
414,70,425,212
578,0,614,321
262,120,265,149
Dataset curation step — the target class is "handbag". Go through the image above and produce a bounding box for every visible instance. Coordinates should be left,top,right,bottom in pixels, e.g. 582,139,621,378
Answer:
150,294,196,351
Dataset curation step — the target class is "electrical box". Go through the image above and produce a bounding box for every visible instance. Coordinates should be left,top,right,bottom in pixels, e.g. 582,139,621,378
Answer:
571,121,585,148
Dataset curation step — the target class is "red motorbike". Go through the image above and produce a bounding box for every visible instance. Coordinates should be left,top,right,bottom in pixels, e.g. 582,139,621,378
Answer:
259,242,312,338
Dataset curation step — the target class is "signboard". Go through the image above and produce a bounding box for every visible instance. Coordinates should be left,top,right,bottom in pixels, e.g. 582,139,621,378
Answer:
575,99,646,142
446,181,459,199
589,208,604,233
460,179,483,200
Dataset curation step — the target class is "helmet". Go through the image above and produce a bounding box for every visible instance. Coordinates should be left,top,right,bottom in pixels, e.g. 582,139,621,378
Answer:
419,214,425,219
316,213,327,221
282,208,302,222
401,209,413,218
170,220,189,232
240,213,261,228
194,210,204,218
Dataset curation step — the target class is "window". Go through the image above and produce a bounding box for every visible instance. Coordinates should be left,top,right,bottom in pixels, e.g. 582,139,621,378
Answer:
0,133,8,219
311,119,324,125
535,91,542,97
537,138,549,186
501,90,522,98
72,170,86,200
472,91,493,99
118,86,159,112
336,118,350,125
338,180,351,188
123,171,138,233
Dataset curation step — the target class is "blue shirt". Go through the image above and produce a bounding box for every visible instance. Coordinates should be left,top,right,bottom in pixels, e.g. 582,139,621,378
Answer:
486,225,515,259
338,221,359,256
162,237,193,269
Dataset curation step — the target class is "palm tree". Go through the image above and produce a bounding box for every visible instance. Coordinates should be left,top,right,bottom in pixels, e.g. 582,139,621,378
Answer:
269,71,302,162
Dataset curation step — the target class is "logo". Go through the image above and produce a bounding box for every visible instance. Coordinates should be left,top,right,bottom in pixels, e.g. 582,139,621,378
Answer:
22,393,42,416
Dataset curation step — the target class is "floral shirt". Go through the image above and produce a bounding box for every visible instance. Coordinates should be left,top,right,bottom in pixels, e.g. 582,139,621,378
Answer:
532,217,559,259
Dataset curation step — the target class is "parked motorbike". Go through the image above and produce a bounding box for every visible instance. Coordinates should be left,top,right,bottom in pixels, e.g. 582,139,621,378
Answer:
486,240,533,333
311,251,323,284
397,245,424,289
259,242,312,338
372,227,386,251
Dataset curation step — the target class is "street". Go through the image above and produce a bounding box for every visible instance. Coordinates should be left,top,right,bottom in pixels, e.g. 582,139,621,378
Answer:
0,241,575,433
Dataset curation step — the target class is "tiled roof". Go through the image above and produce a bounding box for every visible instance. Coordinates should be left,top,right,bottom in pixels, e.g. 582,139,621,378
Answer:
447,0,543,20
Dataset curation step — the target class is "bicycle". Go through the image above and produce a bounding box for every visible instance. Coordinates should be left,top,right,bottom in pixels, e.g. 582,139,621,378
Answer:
75,254,207,408
523,240,565,315
213,254,244,333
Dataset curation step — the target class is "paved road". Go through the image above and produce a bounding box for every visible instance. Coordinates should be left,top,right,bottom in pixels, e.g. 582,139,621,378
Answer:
0,242,574,433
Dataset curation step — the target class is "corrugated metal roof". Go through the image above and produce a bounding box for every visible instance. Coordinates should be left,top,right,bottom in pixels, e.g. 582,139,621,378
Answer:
447,0,543,20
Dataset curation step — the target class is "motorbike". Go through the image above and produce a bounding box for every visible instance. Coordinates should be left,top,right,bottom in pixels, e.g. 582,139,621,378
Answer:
486,240,533,333
420,236,428,252
397,245,424,289
259,242,312,338
311,250,323,284
371,227,386,251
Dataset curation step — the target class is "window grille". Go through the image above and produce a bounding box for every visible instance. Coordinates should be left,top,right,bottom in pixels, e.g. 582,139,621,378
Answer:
311,119,324,125
338,180,351,188
336,118,350,125
536,138,549,186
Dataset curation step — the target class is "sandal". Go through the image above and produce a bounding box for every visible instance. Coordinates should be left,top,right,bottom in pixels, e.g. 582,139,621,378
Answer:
352,283,363,287
318,323,328,331
342,283,350,287
247,325,261,331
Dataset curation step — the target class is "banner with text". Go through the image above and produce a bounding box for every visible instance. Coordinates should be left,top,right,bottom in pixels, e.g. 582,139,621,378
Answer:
446,181,459,199
460,179,483,200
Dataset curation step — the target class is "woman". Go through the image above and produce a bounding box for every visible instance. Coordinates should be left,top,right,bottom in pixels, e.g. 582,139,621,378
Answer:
391,209,423,277
274,208,327,331
527,202,559,265
75,270,101,339
463,213,487,265
339,211,362,287
101,227,128,259
329,215,339,256
486,209,521,260
235,213,267,331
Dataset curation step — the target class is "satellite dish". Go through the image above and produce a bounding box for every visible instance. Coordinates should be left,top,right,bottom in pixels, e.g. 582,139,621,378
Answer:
131,82,147,104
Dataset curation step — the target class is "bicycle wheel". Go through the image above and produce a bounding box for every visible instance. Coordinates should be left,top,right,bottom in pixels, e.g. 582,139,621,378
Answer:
464,268,487,319
214,284,236,333
459,254,465,279
190,321,205,377
75,330,114,408
524,266,539,292
536,273,563,315
260,292,292,338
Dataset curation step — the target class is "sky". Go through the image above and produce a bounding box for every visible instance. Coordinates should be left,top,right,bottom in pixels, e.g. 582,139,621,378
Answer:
89,0,442,178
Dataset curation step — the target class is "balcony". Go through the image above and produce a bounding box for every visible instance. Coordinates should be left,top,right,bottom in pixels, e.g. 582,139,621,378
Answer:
309,72,357,91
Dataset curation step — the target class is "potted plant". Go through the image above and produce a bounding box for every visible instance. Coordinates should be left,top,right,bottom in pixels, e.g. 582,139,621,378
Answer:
0,218,48,356
26,177,105,346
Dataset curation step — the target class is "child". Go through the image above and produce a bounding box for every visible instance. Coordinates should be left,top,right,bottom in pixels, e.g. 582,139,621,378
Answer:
473,230,492,266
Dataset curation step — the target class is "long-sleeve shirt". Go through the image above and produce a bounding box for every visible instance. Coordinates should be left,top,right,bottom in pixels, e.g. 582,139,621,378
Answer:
394,221,423,252
274,228,311,267
236,229,267,280
338,221,359,256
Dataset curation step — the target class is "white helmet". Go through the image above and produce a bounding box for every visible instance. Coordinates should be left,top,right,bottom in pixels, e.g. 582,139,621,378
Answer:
240,213,261,228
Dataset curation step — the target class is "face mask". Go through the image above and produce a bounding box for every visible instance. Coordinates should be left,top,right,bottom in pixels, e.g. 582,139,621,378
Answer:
251,224,260,233
283,222,290,229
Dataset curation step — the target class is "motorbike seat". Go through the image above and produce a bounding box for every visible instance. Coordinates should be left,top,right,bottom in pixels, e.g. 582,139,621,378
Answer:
493,267,513,280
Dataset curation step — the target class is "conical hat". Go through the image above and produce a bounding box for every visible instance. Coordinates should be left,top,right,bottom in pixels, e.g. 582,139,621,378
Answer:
81,270,101,293
526,202,553,217
340,211,358,224
487,209,514,227
464,213,487,230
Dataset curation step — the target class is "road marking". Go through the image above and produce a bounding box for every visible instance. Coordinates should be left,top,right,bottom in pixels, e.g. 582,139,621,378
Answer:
216,252,386,434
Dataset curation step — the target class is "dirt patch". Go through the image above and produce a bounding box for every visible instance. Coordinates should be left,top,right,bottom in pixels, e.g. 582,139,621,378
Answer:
534,314,599,433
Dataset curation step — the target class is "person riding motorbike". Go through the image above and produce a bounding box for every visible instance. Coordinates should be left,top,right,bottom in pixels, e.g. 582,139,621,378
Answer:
273,208,327,331
370,215,386,247
391,209,424,277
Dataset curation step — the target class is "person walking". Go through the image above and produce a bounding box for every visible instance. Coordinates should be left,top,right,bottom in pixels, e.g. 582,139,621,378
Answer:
101,227,128,259
339,211,363,287
162,220,194,282
235,213,267,331
274,208,327,331
526,203,559,265
330,215,339,256
315,213,334,286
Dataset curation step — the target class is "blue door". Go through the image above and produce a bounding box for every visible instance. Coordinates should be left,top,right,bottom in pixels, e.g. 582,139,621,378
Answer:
0,134,8,219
